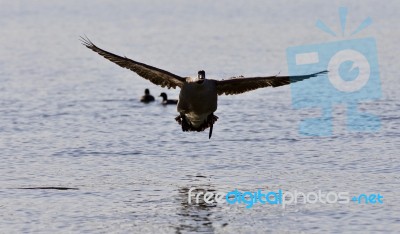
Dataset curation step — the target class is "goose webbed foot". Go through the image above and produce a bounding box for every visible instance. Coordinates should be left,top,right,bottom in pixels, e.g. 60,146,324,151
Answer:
175,114,191,132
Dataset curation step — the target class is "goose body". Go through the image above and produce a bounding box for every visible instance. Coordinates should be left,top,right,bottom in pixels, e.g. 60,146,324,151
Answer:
178,78,217,128
81,37,327,139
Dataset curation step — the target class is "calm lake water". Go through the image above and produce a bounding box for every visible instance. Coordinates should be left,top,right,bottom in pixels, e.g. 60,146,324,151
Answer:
1,0,399,233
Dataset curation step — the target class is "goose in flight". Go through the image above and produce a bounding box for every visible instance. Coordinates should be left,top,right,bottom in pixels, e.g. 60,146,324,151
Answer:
80,37,327,139
159,92,178,105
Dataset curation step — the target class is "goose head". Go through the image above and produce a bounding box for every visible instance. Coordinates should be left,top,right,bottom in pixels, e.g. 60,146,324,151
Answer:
196,70,206,84
198,70,206,80
144,88,150,95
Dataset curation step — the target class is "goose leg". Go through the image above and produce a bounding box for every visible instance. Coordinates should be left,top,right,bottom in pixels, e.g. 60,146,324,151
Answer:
180,113,190,132
209,123,213,139
208,113,215,139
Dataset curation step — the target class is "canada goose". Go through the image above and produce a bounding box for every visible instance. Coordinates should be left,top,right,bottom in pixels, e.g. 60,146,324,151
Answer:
159,92,178,105
140,88,155,103
81,37,327,139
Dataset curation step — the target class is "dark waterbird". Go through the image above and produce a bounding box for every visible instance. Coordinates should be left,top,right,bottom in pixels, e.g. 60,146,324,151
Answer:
81,36,327,139
159,92,178,105
140,88,155,103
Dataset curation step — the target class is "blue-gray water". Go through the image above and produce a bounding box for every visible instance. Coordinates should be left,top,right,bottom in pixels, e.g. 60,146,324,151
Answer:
1,0,399,233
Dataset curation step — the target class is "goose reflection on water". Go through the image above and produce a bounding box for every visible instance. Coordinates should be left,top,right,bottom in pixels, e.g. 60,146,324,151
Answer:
176,186,216,233
175,174,228,233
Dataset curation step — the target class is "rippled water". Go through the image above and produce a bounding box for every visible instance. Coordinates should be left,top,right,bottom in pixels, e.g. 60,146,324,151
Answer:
1,0,399,233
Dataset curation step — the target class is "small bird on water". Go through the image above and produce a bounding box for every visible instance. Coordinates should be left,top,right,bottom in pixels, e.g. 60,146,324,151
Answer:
81,37,327,139
159,92,178,105
140,88,155,103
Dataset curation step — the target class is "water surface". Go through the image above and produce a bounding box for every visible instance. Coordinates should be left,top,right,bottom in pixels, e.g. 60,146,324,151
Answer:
0,0,399,233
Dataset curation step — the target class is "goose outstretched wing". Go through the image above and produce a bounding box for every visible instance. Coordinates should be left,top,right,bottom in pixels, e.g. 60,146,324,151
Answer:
216,71,327,95
81,37,186,89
